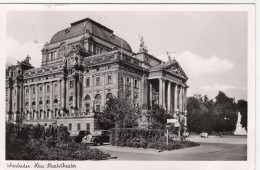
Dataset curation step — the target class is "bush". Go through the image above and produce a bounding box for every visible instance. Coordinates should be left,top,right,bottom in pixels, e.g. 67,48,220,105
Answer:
110,128,200,151
6,123,110,160
111,128,165,146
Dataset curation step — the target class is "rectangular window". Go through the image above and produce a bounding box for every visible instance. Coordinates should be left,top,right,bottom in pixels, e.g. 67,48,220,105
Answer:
126,77,130,86
33,87,35,94
96,105,100,112
47,85,50,93
134,80,138,88
70,80,74,88
107,75,112,84
26,89,29,95
40,86,42,92
96,77,100,86
85,78,90,87
86,123,90,131
54,84,58,91
69,124,72,131
77,123,81,131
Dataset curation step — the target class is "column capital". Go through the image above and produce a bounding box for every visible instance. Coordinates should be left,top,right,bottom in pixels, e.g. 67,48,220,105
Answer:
158,77,166,81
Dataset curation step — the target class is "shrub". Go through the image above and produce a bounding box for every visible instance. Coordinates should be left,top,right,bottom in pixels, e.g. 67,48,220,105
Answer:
6,123,110,160
147,141,200,151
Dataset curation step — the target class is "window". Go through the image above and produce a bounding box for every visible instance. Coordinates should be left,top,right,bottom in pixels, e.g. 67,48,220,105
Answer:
55,108,58,117
46,100,50,104
69,96,73,102
134,80,138,88
25,102,29,106
96,77,100,86
107,75,112,84
54,84,58,91
47,109,50,118
60,124,63,127
33,87,35,94
54,99,58,104
95,94,101,100
85,103,90,113
32,101,36,106
106,93,112,100
39,100,43,105
26,89,29,95
86,123,90,131
39,86,42,92
96,105,100,112
70,80,74,88
77,123,81,131
85,95,91,101
47,85,50,93
69,124,72,131
51,52,54,60
85,78,90,87
126,77,130,86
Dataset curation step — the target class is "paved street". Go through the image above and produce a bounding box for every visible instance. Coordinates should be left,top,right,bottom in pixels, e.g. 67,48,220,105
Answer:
93,135,247,161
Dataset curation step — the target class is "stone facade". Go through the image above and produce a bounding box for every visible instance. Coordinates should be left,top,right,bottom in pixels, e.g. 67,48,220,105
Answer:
5,18,188,132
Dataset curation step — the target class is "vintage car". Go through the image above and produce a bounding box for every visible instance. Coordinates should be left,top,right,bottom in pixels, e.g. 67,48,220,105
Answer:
200,132,209,138
69,130,91,143
91,130,111,146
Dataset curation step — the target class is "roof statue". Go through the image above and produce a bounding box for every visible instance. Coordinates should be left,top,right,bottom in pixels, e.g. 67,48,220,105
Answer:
166,51,176,62
138,34,148,53
18,55,31,65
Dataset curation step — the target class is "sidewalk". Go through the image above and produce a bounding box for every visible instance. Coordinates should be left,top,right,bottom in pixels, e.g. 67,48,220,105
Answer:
92,145,161,154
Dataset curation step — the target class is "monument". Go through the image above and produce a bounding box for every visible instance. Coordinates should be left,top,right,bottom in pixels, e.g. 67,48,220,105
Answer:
234,112,247,135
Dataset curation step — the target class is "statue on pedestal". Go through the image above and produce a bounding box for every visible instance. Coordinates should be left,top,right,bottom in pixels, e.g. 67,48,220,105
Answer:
234,112,247,135
138,34,148,53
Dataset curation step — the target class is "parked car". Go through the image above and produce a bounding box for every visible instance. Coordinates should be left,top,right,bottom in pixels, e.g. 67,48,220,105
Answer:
69,130,91,143
200,132,208,138
91,130,111,146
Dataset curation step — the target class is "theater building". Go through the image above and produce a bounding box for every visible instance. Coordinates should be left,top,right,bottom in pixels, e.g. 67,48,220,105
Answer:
5,18,188,132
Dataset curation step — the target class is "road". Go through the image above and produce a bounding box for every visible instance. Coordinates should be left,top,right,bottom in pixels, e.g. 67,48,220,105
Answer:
93,135,247,161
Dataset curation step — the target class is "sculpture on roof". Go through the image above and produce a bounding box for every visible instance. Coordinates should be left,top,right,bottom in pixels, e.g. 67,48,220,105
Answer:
138,34,148,53
18,55,31,65
166,51,176,62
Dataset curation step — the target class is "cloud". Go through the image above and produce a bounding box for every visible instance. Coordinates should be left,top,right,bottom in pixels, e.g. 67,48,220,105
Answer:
200,84,247,91
157,51,234,77
6,38,44,68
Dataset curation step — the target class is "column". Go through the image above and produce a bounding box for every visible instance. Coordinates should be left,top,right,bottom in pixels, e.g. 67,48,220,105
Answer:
28,86,31,120
91,75,94,112
131,78,134,100
149,81,153,109
167,81,171,113
174,83,178,112
34,84,38,120
42,83,45,120
72,77,77,115
8,86,13,122
159,78,163,106
58,80,61,117
101,74,105,111
180,86,183,113
49,82,53,119
61,78,65,116
162,79,165,108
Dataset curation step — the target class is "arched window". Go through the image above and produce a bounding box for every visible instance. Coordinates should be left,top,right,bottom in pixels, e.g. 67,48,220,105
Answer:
25,102,29,106
46,100,50,104
85,103,90,113
106,93,113,99
69,96,73,101
85,95,91,101
54,99,58,104
95,94,101,100
39,100,43,105
32,101,36,106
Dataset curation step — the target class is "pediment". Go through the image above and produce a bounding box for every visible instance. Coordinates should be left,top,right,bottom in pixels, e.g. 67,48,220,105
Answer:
165,62,188,79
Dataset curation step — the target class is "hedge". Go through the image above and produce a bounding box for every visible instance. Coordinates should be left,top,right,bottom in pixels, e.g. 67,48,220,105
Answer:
111,128,165,146
110,128,200,150
6,123,110,160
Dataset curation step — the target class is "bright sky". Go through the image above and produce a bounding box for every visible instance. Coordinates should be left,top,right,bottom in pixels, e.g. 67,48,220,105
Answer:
6,10,247,101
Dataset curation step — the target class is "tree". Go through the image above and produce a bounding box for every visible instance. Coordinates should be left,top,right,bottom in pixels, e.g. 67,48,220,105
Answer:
97,95,141,129
149,105,173,129
237,99,248,130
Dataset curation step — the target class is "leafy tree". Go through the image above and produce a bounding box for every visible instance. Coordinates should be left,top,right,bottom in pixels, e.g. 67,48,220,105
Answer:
97,94,141,129
148,105,173,129
237,99,248,130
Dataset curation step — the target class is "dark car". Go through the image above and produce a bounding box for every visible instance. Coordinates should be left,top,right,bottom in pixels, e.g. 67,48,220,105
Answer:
91,130,111,146
69,130,91,143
